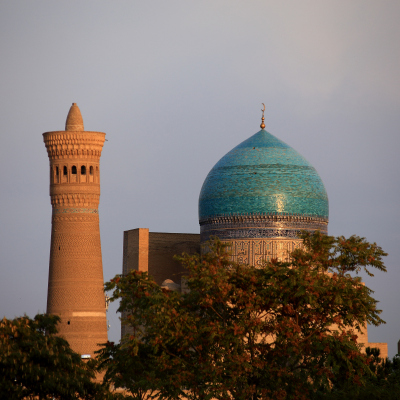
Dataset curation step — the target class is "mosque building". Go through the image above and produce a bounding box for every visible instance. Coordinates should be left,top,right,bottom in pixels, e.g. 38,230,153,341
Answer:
124,107,329,286
198,106,328,264
122,106,387,357
43,103,387,360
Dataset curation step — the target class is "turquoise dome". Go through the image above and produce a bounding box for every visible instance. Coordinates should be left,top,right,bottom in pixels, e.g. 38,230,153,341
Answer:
199,129,329,221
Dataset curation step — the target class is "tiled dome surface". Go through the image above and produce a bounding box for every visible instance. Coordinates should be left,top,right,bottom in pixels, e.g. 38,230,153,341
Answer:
199,129,328,220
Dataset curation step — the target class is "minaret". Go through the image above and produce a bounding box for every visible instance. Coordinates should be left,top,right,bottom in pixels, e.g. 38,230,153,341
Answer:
43,103,108,358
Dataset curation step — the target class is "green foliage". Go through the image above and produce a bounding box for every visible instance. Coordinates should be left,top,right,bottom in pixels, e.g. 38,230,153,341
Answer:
96,340,160,400
99,232,387,400
0,314,109,400
315,349,400,400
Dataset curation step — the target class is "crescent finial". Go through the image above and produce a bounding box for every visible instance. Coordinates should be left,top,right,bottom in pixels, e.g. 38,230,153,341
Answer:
260,103,266,129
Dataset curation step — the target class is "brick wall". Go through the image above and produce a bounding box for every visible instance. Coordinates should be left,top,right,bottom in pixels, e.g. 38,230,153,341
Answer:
121,229,200,338
368,342,388,359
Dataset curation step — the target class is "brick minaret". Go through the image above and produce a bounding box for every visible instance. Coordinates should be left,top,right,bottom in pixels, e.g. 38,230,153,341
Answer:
43,103,108,358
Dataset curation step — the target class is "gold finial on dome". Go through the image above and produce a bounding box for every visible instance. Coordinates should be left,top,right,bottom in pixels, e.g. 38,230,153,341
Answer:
260,103,265,129
65,102,84,131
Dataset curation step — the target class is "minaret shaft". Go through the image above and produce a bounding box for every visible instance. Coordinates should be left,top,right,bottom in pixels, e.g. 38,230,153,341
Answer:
43,104,107,357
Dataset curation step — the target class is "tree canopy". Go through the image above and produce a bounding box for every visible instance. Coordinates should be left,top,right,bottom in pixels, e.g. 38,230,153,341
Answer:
0,314,105,400
319,347,400,400
98,232,388,400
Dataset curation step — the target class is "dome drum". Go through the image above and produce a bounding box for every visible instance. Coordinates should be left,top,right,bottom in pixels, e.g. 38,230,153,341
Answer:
200,213,328,243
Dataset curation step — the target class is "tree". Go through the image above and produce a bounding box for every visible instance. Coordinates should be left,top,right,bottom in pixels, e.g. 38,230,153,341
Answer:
96,340,161,400
99,232,387,400
0,313,110,400
317,348,400,400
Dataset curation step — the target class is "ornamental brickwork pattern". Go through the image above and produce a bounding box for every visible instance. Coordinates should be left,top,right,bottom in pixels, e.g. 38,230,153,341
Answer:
225,238,303,265
201,214,327,241
44,104,108,360
200,214,327,265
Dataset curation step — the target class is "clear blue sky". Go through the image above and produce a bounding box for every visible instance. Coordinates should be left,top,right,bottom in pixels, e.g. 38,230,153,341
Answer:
1,1,399,356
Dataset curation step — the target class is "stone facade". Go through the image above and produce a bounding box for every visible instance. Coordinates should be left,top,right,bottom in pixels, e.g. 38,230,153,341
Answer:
43,103,108,358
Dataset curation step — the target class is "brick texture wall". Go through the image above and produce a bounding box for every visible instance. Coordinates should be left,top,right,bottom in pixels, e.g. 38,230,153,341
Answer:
121,229,200,338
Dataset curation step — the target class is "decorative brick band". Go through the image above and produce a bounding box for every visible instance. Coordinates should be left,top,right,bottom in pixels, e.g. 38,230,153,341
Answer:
200,212,328,225
218,238,304,265
53,208,98,215
200,213,328,242
72,312,106,317
202,228,306,242
52,215,99,223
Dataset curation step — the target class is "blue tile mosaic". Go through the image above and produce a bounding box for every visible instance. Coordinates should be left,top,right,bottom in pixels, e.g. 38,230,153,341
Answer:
199,129,329,220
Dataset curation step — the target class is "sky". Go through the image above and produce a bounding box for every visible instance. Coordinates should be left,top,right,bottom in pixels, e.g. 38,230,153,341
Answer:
1,1,399,356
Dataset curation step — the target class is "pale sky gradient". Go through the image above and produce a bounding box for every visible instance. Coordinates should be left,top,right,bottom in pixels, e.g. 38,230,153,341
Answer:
1,1,399,356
